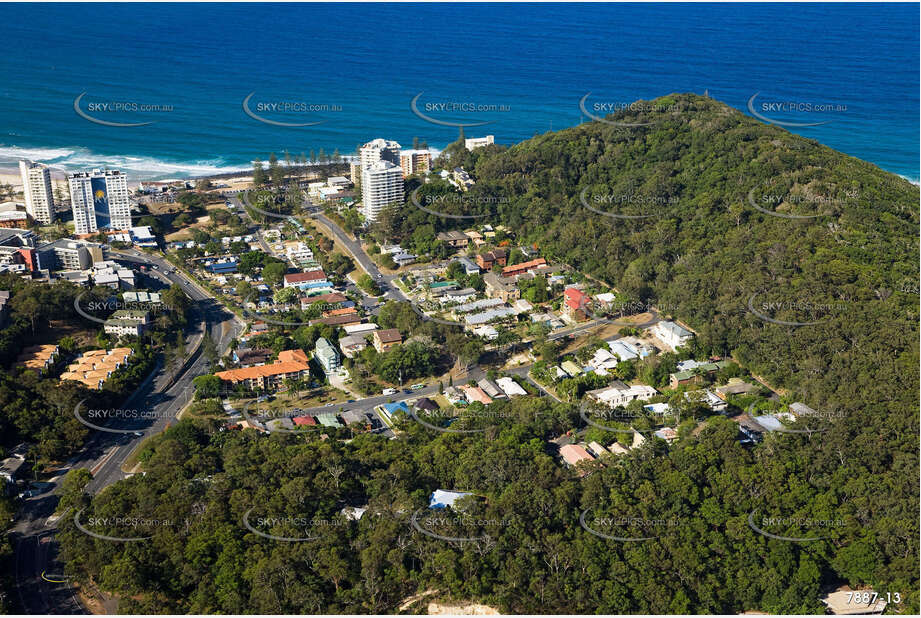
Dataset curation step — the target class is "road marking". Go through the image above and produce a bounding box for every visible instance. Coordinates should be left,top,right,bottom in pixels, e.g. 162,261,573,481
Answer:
90,446,118,475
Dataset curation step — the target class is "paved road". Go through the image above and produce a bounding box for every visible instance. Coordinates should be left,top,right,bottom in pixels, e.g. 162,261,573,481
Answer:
10,248,243,615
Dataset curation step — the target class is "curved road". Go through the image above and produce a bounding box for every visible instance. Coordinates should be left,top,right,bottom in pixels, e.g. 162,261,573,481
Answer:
10,248,243,615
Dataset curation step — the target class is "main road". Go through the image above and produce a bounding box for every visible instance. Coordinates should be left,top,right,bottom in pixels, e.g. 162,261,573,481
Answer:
10,247,243,615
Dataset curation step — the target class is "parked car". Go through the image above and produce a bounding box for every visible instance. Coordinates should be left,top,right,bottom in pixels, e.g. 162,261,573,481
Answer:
382,388,398,396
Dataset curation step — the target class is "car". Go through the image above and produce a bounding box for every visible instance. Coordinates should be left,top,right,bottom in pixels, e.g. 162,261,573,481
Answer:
325,403,335,407
133,431,144,437
410,383,425,391
382,388,397,396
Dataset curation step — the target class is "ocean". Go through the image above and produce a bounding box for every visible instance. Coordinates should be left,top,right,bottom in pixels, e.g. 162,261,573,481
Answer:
0,2,917,181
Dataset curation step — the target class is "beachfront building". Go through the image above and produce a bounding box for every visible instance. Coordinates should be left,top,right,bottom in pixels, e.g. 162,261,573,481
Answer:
18,160,55,224
464,135,495,150
361,160,404,222
399,149,431,177
359,138,401,169
69,169,131,234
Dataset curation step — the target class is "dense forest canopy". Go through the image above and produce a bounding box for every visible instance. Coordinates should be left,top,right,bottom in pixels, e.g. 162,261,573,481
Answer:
57,94,919,613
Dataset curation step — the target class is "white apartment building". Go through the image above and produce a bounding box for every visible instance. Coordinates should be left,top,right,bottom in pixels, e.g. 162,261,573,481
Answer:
361,160,404,222
69,169,131,234
359,138,401,169
464,135,495,150
18,160,55,224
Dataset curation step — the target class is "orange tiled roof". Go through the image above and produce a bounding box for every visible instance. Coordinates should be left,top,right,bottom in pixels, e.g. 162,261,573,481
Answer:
215,360,309,382
277,349,309,363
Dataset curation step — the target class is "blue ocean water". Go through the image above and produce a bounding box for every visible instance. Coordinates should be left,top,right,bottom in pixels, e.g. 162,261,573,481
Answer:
0,2,917,181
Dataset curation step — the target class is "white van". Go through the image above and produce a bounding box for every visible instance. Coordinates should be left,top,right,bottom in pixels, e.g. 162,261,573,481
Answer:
382,388,398,396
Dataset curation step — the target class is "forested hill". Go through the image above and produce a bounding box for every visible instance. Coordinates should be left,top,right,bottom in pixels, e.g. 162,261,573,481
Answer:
56,96,919,615
458,92,919,426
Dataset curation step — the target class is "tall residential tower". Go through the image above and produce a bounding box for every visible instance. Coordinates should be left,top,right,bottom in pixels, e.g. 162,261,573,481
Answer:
69,169,131,234
18,160,55,224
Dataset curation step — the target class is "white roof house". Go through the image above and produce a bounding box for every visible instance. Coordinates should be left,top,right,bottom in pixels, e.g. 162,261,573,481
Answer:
649,320,694,350
589,382,658,408
496,377,527,397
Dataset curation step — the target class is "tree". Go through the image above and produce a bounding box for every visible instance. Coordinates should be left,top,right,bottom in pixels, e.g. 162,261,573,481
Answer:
273,286,298,304
192,374,222,399
262,261,287,287
252,159,266,186
161,284,190,312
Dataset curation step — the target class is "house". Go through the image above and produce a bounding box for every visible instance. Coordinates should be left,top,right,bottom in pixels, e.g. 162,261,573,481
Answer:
452,297,505,313
464,230,486,247
392,252,417,267
455,257,480,275
338,334,368,358
460,384,493,405
559,444,595,467
314,337,341,374
440,287,477,304
310,313,363,327
669,360,732,388
587,381,658,408
483,272,520,301
292,415,317,427
560,360,583,377
429,489,473,509
496,377,527,397
443,387,467,405
372,328,402,353
343,322,379,335
464,306,517,325
713,379,759,400
608,442,630,455
589,347,620,372
501,257,546,278
649,320,694,350
414,397,440,412
340,409,371,429
233,347,273,367
472,325,498,340
476,248,507,270
563,287,591,321
283,270,328,289
436,230,469,248
684,389,728,412
477,379,505,399
789,401,818,418
300,292,347,310
608,340,640,361
378,401,409,424
654,427,678,443
587,441,609,458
